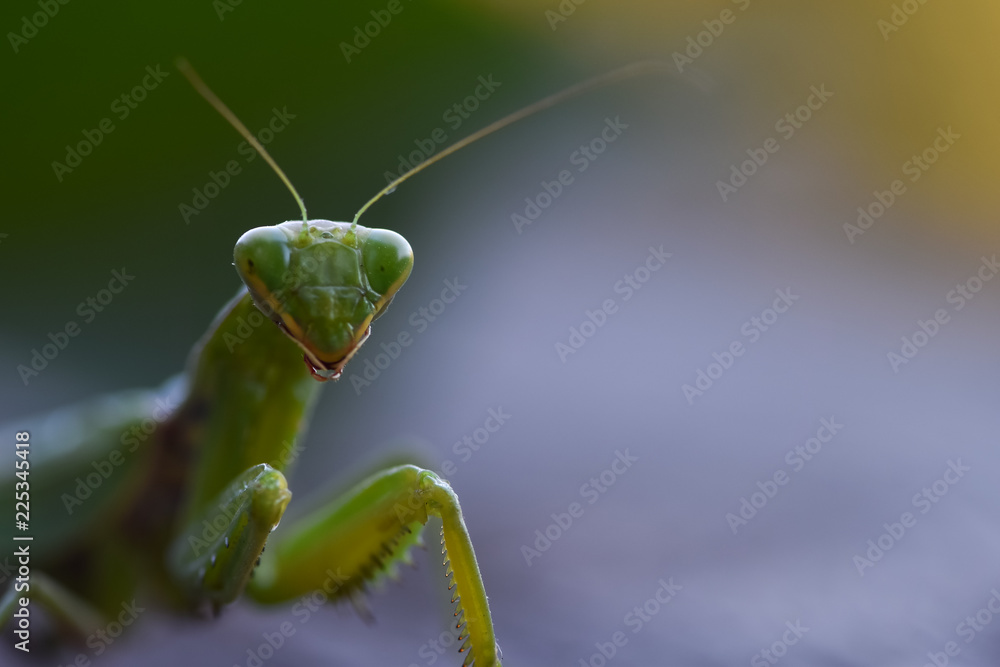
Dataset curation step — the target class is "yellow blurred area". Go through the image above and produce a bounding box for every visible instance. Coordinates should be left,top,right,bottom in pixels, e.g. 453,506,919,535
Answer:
485,0,1000,240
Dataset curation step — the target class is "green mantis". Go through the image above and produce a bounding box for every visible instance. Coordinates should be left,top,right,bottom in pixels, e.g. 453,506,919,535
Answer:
1,58,667,665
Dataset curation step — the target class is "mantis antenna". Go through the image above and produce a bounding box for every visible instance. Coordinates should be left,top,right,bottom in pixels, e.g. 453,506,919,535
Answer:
352,59,673,227
176,57,309,223
177,57,674,229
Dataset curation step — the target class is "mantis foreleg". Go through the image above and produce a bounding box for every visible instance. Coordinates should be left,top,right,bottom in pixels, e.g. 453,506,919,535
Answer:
246,465,502,667
166,464,291,611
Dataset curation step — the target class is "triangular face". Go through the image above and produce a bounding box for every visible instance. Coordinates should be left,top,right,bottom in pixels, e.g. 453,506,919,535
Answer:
233,220,413,380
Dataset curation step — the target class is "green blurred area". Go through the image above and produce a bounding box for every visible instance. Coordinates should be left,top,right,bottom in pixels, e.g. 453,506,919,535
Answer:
1,0,586,408
7,0,1000,417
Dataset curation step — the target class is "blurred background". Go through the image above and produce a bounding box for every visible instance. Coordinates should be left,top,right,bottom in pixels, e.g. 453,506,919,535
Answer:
3,0,1000,665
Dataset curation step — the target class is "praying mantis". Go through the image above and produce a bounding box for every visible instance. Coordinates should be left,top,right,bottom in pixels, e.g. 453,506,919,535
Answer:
0,58,668,665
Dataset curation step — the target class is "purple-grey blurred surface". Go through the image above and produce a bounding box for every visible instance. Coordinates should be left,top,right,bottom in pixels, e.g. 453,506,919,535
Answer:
3,2,999,666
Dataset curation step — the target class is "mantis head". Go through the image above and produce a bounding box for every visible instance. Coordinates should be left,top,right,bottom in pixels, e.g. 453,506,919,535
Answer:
234,220,413,381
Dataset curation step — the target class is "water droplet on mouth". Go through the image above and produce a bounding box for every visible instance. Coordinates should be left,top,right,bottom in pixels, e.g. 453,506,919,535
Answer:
304,354,341,382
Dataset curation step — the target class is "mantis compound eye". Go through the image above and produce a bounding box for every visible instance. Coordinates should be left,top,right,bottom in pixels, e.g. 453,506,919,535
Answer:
359,228,413,316
234,226,292,284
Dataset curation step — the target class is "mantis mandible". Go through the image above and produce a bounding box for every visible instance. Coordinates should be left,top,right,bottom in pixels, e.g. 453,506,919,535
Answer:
0,58,667,666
